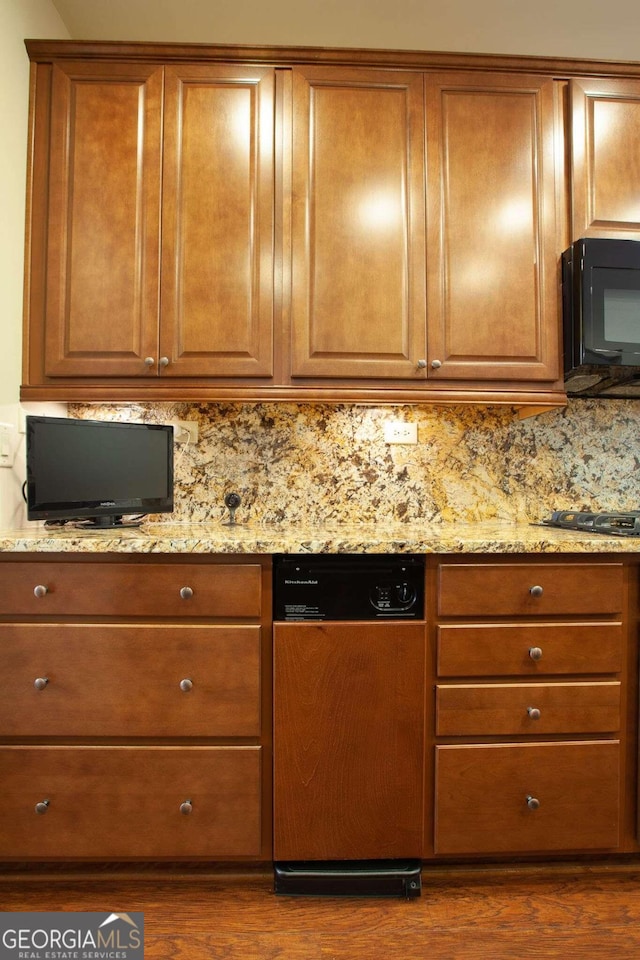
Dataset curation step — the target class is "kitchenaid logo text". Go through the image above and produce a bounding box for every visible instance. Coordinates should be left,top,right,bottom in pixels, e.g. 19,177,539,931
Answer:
0,913,144,960
284,579,318,585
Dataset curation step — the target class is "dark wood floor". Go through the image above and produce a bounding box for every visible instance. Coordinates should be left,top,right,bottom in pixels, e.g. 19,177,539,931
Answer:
3,863,640,958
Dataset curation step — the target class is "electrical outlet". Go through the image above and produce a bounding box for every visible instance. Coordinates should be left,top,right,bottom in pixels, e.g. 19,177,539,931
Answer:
0,422,16,467
383,420,418,444
173,420,199,444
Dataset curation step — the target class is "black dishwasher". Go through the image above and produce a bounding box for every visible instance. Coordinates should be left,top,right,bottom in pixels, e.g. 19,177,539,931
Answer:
273,554,425,897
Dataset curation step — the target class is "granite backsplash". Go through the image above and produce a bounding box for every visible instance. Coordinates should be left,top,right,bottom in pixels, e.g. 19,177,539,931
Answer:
68,400,640,526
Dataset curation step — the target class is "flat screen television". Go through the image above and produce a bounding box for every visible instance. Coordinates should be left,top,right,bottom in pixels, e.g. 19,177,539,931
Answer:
25,416,174,528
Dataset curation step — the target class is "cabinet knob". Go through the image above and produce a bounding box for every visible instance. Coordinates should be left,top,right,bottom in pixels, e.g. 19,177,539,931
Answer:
144,357,155,367
529,585,544,598
527,706,541,720
34,677,49,691
159,356,170,368
180,800,193,815
526,795,541,811
33,584,48,599
179,678,193,692
528,646,543,661
179,586,194,600
416,359,427,369
430,359,442,370
35,800,50,815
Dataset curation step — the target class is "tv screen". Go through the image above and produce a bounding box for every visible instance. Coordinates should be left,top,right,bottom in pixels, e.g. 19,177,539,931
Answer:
26,416,174,528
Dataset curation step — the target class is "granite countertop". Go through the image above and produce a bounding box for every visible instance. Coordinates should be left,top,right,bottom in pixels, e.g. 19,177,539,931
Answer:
1,521,640,554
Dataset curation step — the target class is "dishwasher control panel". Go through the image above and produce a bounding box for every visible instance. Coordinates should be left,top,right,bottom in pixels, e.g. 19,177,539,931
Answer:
273,554,425,620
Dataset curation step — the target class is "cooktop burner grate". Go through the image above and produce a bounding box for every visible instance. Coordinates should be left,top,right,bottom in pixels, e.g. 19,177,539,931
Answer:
539,510,640,537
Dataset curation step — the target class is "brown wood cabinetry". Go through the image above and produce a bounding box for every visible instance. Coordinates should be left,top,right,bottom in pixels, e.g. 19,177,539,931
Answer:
29,58,275,386
432,558,627,858
424,73,559,382
22,41,569,407
289,66,427,381
570,77,640,240
0,555,272,861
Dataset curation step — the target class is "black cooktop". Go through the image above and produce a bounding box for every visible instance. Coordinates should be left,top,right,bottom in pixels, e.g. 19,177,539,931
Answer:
538,510,640,537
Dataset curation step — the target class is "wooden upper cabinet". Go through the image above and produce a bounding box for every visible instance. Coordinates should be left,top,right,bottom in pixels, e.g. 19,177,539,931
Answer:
424,73,560,381
160,65,274,377
45,62,163,377
289,66,427,379
570,77,640,240
42,61,275,380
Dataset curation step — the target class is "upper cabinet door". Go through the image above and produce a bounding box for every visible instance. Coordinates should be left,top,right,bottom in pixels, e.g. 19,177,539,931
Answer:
290,67,427,380
44,62,163,377
425,73,560,382
570,78,640,240
160,65,275,378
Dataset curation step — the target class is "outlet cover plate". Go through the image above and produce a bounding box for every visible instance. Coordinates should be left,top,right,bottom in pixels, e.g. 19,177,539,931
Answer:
383,421,418,444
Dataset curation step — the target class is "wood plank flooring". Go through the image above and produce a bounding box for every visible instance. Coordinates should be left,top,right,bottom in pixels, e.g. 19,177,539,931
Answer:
2,864,640,958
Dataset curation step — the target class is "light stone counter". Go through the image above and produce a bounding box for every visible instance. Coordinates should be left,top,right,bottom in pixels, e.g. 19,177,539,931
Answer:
1,521,640,554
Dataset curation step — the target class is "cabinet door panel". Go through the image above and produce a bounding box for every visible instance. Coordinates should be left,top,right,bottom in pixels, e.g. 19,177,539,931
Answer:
161,65,275,377
425,73,559,380
274,621,425,859
45,62,163,377
290,67,426,379
570,77,640,239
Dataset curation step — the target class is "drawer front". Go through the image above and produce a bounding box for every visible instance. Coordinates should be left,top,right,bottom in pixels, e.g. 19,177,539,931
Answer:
436,681,621,736
0,562,262,618
0,624,261,737
435,741,620,854
438,563,624,617
437,622,623,677
0,745,262,858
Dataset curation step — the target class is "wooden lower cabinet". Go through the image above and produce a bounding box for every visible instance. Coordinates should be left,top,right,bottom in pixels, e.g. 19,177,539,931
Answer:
435,741,621,855
0,555,272,862
0,746,262,859
431,556,631,862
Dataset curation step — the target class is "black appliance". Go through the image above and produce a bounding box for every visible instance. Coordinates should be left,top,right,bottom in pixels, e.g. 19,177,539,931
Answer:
539,510,640,537
562,238,640,397
273,553,424,620
26,416,174,528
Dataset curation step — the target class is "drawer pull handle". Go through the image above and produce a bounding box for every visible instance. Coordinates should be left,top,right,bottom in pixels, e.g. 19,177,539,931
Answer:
528,646,543,661
526,795,541,811
33,585,48,598
179,678,193,692
34,677,49,691
180,800,193,815
529,585,544,598
527,707,541,720
34,800,50,815
179,586,194,600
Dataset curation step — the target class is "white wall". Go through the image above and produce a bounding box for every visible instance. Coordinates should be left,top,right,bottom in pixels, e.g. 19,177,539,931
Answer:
0,0,68,528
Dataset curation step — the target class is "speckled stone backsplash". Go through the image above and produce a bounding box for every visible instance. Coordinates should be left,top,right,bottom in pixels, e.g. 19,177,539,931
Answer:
69,400,640,525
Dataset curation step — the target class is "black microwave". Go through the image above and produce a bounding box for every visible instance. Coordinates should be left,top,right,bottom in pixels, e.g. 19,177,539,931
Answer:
562,238,640,397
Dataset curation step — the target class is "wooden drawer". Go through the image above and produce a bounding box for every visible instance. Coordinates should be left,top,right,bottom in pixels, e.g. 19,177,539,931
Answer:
0,745,262,858
435,741,620,854
0,624,261,737
437,622,623,676
438,563,624,617
436,681,621,736
0,561,262,618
